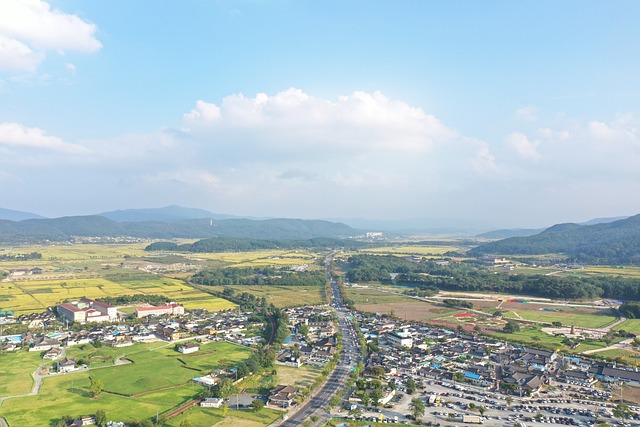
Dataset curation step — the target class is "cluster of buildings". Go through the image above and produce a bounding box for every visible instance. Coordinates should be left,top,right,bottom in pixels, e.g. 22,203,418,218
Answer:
54,298,186,324
272,306,339,368
355,313,640,398
58,298,118,324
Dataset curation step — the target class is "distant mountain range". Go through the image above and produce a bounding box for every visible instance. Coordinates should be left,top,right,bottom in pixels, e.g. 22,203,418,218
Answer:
0,214,357,243
470,214,640,264
98,205,238,222
0,208,45,221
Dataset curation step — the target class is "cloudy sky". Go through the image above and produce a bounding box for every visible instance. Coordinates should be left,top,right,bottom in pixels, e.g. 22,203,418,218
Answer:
1,1,639,229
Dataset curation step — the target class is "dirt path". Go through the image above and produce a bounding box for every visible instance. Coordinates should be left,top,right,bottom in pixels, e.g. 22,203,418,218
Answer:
582,338,635,355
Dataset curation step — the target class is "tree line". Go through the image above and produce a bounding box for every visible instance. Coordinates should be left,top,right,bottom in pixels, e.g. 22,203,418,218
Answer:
145,236,369,253
345,254,640,301
191,267,327,288
0,252,42,261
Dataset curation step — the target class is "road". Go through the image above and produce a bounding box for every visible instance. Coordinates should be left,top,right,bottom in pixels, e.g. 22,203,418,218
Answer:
276,255,360,426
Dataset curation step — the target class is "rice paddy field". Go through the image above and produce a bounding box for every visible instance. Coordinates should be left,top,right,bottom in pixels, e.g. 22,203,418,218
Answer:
186,249,321,269
356,245,464,257
0,275,236,314
0,243,330,314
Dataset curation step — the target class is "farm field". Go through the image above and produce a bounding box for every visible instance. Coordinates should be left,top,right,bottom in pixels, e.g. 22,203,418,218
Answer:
0,371,183,426
89,341,251,396
206,285,325,308
0,350,44,396
0,273,236,314
185,249,320,268
357,245,463,256
0,341,253,426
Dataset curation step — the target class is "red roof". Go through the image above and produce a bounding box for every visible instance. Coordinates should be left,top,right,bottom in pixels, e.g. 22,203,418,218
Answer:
59,303,83,312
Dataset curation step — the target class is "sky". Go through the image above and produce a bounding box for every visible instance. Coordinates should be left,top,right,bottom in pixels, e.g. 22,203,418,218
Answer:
1,0,639,229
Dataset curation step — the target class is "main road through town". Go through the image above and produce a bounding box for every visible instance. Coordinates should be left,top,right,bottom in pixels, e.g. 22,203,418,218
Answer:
277,255,360,426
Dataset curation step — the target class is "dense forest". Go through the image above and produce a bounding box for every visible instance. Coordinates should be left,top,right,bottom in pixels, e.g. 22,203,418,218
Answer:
191,266,327,288
146,236,369,253
344,254,640,301
469,214,640,264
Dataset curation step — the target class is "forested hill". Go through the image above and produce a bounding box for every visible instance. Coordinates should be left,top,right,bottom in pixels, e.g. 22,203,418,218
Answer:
0,215,358,242
469,214,640,264
145,236,369,252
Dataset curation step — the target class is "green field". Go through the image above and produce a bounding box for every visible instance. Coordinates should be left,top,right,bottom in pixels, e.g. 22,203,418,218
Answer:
491,325,620,353
614,319,640,335
0,341,253,426
0,350,44,396
89,341,251,396
167,406,282,427
500,308,617,328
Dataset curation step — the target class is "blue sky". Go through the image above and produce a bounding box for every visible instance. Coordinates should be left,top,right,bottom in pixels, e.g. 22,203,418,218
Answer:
1,1,639,229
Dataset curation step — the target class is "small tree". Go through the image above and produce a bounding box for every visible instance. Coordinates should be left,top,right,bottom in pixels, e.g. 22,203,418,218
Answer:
503,321,520,333
361,390,371,407
506,396,513,408
95,409,107,427
221,403,229,417
478,405,487,416
409,397,426,422
349,408,363,418
406,378,417,394
613,403,633,422
179,420,192,427
251,399,264,412
89,377,104,398
370,389,382,408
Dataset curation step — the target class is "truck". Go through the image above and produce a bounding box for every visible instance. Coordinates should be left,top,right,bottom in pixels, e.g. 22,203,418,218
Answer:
462,415,484,424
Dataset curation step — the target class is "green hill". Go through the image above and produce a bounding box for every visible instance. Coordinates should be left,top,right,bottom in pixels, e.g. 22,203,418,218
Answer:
469,214,640,264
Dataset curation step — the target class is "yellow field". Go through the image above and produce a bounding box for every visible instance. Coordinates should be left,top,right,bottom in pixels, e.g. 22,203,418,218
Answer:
0,243,150,261
0,243,329,314
0,276,235,314
358,245,462,256
187,249,320,268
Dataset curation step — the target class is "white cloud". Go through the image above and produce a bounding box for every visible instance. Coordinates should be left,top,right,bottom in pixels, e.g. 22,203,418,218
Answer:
0,122,87,154
183,88,458,158
0,34,42,71
0,0,101,73
8,89,640,225
506,132,541,161
515,106,539,122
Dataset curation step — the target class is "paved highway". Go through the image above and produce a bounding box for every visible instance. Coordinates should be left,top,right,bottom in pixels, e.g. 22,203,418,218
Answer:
278,255,360,426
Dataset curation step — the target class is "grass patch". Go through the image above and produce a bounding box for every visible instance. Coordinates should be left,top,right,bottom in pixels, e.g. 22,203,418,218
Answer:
166,407,282,427
0,350,44,396
614,319,640,335
276,365,323,389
